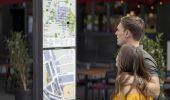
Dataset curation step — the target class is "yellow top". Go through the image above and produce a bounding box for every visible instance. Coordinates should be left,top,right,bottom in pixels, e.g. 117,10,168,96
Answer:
113,93,153,100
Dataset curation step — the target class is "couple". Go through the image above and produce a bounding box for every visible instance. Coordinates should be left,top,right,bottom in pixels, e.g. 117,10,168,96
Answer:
112,16,160,100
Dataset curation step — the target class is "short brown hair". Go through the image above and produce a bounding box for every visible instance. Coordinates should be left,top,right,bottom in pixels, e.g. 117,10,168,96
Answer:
120,16,145,41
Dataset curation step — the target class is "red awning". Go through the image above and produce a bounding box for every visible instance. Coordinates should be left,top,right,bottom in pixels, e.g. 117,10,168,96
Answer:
77,0,113,4
78,0,170,5
0,0,30,5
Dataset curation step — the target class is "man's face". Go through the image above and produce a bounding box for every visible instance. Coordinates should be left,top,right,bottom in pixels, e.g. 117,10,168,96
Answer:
115,23,127,46
116,55,118,68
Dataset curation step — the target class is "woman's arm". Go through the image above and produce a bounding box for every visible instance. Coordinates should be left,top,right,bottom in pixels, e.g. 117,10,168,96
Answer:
120,73,160,98
117,73,138,95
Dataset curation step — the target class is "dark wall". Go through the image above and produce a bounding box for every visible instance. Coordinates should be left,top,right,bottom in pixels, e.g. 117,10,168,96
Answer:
77,32,117,64
0,6,12,61
156,3,170,66
157,3,170,41
11,8,25,33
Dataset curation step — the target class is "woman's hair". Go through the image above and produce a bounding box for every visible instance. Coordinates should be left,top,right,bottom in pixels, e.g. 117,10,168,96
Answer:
114,44,151,98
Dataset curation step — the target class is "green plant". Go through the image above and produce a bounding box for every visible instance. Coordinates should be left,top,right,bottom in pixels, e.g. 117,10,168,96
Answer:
141,33,166,100
6,32,32,91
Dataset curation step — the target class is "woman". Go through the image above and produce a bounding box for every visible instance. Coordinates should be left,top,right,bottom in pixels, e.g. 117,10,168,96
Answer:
112,44,153,100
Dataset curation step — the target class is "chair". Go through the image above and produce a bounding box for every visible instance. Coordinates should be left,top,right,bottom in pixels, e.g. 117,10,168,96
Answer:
90,68,116,100
77,67,104,100
164,70,170,98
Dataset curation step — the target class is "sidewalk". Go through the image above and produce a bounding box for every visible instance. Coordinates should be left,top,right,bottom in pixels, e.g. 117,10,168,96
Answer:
0,77,14,100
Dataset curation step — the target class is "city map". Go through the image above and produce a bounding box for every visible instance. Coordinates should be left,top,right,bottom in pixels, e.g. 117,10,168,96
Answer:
43,0,76,48
43,49,75,100
43,0,76,99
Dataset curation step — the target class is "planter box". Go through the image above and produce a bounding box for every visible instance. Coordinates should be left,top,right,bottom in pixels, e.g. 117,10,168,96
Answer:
15,89,32,100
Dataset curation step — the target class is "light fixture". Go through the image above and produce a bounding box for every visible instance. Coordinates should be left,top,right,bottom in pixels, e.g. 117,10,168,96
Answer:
130,11,135,16
137,4,140,8
121,0,124,4
149,12,154,18
150,6,154,10
160,1,163,5
126,13,130,16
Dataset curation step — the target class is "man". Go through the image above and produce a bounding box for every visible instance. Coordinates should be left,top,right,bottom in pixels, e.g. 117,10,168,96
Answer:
115,16,160,98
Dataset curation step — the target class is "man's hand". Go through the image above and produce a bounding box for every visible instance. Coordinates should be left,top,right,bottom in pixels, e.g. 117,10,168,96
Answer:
117,72,134,86
146,75,160,98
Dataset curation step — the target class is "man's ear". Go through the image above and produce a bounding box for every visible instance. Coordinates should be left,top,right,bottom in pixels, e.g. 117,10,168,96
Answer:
125,30,130,38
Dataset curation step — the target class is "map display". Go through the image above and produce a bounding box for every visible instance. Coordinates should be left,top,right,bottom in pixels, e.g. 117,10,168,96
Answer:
43,49,75,100
43,0,76,48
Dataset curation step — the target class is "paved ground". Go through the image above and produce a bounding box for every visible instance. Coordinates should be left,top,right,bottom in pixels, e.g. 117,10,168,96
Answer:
0,77,14,100
76,85,114,100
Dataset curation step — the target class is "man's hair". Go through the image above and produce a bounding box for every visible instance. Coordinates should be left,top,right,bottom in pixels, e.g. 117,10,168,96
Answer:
120,16,145,41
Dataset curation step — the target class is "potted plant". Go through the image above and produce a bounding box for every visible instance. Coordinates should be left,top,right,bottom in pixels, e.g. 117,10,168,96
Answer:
141,33,166,100
6,32,32,100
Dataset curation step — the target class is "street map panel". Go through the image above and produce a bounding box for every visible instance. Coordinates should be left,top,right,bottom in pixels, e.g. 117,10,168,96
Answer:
43,0,76,48
43,49,75,100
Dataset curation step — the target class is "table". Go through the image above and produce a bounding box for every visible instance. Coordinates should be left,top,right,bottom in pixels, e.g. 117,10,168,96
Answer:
77,67,110,77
